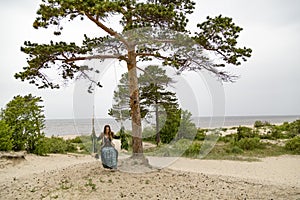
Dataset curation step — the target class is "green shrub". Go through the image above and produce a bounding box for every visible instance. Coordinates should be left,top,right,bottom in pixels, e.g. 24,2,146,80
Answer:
205,132,220,141
276,122,290,131
68,136,82,143
285,136,300,154
142,126,156,142
66,140,77,152
236,126,258,141
225,145,243,154
194,129,206,141
45,136,68,154
259,133,273,140
0,120,13,151
231,146,244,154
184,142,201,157
219,134,235,143
120,127,129,150
254,120,271,128
235,137,262,150
160,108,181,144
32,137,48,156
270,128,284,139
275,120,300,137
199,141,215,156
151,139,193,157
289,120,300,135
172,139,192,154
33,136,77,155
79,143,86,151
177,110,198,140
261,126,297,140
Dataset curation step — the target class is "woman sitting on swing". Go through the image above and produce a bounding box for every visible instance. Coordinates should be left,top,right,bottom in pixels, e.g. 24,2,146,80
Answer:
99,125,118,169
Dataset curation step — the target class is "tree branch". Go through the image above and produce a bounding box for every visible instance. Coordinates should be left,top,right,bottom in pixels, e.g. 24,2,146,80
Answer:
84,13,129,47
65,54,127,63
136,52,169,60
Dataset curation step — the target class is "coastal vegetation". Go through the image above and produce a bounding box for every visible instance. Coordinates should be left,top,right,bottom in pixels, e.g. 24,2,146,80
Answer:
1,95,299,159
49,119,300,159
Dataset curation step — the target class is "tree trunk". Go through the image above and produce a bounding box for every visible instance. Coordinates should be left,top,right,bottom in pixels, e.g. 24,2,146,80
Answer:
127,47,143,157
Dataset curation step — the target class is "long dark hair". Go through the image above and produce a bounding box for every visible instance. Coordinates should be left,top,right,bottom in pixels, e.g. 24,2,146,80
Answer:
103,125,113,141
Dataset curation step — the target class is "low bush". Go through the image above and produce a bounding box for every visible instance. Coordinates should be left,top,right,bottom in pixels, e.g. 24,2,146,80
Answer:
260,126,298,140
142,126,156,142
119,127,130,150
225,145,244,154
68,136,82,143
235,137,262,151
254,120,271,128
276,122,290,131
45,136,68,154
274,120,300,137
172,139,192,154
199,141,215,157
194,129,207,141
78,143,87,151
219,134,235,143
184,142,201,157
32,137,48,156
270,128,285,139
236,126,258,141
288,120,300,136
285,136,300,154
66,140,77,152
259,133,273,140
205,131,220,141
149,139,194,157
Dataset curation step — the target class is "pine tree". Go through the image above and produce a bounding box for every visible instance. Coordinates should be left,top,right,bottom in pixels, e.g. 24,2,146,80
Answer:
110,65,179,145
16,0,252,158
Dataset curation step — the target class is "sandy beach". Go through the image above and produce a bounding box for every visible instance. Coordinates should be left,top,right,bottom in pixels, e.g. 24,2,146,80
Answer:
0,152,299,200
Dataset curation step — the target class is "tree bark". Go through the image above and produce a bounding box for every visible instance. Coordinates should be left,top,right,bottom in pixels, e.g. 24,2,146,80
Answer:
127,47,143,157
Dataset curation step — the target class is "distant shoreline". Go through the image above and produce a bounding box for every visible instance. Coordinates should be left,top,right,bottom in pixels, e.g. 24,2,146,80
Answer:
45,114,300,120
43,115,300,137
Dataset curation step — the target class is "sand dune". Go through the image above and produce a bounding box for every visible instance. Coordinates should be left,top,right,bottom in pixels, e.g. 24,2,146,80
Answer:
0,153,299,199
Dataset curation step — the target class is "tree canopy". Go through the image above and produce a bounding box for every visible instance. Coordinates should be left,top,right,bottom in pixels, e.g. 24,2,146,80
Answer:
16,0,251,88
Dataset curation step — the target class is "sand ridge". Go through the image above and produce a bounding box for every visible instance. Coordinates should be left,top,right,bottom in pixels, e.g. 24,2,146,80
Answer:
0,153,300,199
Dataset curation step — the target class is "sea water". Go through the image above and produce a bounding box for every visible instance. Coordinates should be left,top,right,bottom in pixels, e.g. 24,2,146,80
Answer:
43,115,300,137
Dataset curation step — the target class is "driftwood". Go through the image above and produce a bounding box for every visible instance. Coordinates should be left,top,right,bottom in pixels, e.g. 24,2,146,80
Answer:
0,151,26,159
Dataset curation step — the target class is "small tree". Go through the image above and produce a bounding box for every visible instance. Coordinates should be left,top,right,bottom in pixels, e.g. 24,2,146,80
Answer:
1,94,45,153
159,105,181,144
176,110,197,140
108,73,131,122
0,120,13,151
110,65,179,145
119,126,129,150
139,65,177,145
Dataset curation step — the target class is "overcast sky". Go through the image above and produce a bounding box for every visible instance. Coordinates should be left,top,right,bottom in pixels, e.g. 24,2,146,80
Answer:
0,0,299,119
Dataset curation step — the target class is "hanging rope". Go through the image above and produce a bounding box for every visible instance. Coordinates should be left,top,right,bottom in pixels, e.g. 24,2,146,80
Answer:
113,60,124,128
